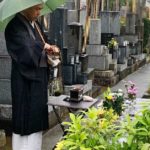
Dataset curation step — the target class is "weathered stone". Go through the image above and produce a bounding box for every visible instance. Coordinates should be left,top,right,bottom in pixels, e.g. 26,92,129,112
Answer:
109,63,117,74
125,45,130,57
89,19,101,44
110,49,118,59
116,35,138,45
0,104,12,120
117,60,127,72
0,130,6,147
94,70,114,78
127,57,133,66
118,46,126,64
76,73,87,84
86,45,102,55
88,55,111,70
86,45,109,56
79,54,88,72
93,75,119,86
62,65,76,85
67,10,78,24
130,46,136,55
84,68,95,81
65,1,75,10
68,23,83,55
0,55,11,79
0,79,11,104
126,13,136,34
101,11,120,35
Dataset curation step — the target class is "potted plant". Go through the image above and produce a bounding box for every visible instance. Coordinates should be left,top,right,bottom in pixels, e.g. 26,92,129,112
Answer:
123,80,138,100
55,106,150,150
103,87,124,115
54,107,118,150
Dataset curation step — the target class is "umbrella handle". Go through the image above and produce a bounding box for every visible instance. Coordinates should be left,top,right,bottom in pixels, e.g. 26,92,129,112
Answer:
34,22,46,44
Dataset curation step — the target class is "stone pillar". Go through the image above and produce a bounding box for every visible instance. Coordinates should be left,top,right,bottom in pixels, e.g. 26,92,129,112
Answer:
67,23,83,55
49,8,68,50
67,10,78,24
65,0,76,10
89,19,101,44
101,11,120,35
126,13,136,34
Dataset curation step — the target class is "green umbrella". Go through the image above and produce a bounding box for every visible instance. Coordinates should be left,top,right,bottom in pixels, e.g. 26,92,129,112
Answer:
0,0,64,31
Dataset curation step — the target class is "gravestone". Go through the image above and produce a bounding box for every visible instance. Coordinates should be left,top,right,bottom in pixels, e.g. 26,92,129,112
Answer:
62,65,75,85
101,11,120,35
67,10,78,24
86,45,109,56
86,45,103,56
116,35,138,45
126,13,136,35
89,19,101,44
65,0,75,10
88,54,111,70
49,8,68,49
67,22,83,56
118,46,126,64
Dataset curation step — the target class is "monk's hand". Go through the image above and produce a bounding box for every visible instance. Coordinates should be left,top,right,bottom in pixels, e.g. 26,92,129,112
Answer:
44,43,60,55
50,45,60,54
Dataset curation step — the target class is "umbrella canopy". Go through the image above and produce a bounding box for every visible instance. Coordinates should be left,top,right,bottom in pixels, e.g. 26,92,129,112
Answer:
0,0,64,31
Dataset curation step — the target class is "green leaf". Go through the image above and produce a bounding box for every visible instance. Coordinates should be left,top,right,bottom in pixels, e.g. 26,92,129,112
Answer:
141,143,150,150
127,135,134,146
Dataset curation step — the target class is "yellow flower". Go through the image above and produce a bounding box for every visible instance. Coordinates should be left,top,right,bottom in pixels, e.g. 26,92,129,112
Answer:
106,95,113,100
113,41,118,46
55,141,65,150
112,114,119,122
98,108,105,118
99,119,108,129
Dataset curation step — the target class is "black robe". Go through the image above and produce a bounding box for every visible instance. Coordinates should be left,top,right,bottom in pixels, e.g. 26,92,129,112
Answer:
5,14,49,135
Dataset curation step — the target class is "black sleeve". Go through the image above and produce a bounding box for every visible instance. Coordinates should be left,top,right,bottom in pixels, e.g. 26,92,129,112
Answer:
5,19,44,68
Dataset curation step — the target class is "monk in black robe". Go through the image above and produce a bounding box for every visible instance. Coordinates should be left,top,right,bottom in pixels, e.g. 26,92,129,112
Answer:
5,3,59,150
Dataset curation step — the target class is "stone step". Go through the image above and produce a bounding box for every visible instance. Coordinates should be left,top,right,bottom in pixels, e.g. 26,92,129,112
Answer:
93,75,119,87
94,70,115,78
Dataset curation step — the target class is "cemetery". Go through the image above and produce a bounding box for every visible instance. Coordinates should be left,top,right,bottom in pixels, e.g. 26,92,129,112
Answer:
1,0,150,149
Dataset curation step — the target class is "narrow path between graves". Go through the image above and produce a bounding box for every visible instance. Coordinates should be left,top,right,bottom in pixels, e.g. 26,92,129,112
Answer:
111,63,150,98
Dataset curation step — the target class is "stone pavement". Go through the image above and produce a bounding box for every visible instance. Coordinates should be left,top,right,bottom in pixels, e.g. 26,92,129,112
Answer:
42,63,150,150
